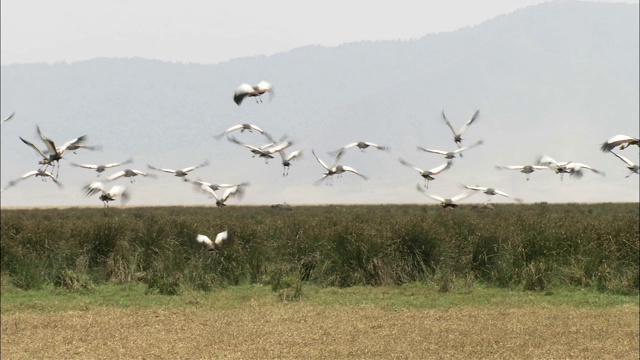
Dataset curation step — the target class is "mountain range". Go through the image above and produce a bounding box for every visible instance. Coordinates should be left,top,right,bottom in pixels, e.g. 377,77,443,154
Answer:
1,0,638,207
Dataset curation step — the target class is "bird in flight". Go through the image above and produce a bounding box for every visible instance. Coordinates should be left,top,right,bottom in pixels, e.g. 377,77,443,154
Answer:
441,109,480,148
233,81,273,105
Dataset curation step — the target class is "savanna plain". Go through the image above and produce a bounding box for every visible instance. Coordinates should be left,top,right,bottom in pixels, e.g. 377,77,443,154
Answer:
1,203,638,359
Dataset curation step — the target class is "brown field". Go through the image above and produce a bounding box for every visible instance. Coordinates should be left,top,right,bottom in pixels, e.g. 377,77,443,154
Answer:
2,304,638,359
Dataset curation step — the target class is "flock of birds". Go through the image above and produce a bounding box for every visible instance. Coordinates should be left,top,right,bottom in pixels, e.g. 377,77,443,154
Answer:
1,80,639,214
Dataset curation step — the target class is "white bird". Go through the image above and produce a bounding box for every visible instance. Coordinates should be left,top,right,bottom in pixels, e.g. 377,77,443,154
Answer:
463,185,523,203
563,162,605,179
108,169,157,183
609,151,639,177
233,81,273,105
312,150,368,185
415,184,474,208
70,158,133,176
495,164,551,181
398,158,452,188
417,139,483,159
441,109,480,147
600,135,639,152
5,169,63,190
20,126,87,178
229,137,293,163
148,160,209,181
83,181,129,207
191,179,250,193
536,155,573,181
196,231,228,252
278,149,302,177
1,112,15,125
214,123,269,140
328,141,389,158
197,183,247,207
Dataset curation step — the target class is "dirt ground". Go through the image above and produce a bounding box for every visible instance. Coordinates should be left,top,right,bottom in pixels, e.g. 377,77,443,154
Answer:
2,304,638,359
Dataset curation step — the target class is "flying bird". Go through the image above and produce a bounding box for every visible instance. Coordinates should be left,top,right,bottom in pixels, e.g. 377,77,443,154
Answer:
196,231,228,252
463,185,523,203
229,137,293,163
417,139,483,159
214,123,269,140
328,141,390,158
600,135,639,152
495,164,551,181
108,169,157,183
191,179,250,193
196,183,247,207
70,158,133,176
398,158,452,188
441,109,480,147
1,112,15,125
233,81,273,105
609,151,639,177
4,169,63,190
415,184,474,208
20,126,87,178
148,160,209,181
83,181,129,207
278,149,302,177
312,150,368,185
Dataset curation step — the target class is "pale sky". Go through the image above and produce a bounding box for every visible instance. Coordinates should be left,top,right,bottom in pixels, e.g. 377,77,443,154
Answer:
1,0,638,207
3,0,635,66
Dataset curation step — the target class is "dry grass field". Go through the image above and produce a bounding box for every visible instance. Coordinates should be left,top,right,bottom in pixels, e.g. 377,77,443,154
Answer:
2,304,638,359
2,284,638,359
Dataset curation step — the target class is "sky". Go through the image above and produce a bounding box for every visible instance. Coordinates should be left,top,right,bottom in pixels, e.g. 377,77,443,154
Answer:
1,0,638,207
3,0,635,66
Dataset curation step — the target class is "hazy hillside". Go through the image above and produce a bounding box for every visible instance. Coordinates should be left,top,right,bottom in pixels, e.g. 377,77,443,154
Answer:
1,1,638,207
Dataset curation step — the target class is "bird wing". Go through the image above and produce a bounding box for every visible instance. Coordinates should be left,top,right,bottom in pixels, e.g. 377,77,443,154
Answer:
234,84,254,105
398,158,424,174
58,135,88,154
71,163,98,170
455,139,483,153
429,161,452,174
268,141,292,154
537,155,559,166
1,112,15,125
494,189,515,199
341,166,367,180
497,165,524,171
458,110,480,135
36,126,58,155
196,234,213,247
451,192,474,202
20,170,40,180
312,150,331,170
426,194,446,202
417,146,448,155
364,142,388,151
441,110,458,136
286,150,302,161
610,151,635,167
158,168,178,174
247,124,265,134
257,81,272,92
84,181,107,197
464,185,487,192
20,137,48,159
215,231,228,246
108,171,126,181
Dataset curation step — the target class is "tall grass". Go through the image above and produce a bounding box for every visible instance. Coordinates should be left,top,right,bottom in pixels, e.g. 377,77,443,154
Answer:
1,203,638,294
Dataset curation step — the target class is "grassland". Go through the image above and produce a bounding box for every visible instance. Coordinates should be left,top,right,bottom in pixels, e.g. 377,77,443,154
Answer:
1,203,639,358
